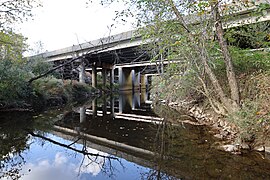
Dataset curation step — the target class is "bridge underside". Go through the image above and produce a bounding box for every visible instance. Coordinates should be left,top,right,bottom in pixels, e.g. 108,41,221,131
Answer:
52,45,162,92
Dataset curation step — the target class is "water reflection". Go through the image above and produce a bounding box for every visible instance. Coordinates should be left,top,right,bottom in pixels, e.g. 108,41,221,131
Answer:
22,134,118,180
1,91,270,179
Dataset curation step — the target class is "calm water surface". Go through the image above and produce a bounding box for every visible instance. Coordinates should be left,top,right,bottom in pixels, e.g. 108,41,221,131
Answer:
1,92,270,180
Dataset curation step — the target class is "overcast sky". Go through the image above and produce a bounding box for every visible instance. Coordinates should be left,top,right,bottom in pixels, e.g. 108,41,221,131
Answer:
17,0,134,55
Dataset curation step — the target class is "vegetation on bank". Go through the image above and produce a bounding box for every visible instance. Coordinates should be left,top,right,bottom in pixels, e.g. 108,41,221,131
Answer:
0,57,96,111
0,31,95,111
151,48,270,147
96,0,269,150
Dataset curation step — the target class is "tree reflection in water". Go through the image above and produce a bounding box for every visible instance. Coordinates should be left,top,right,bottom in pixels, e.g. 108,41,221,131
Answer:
140,119,179,180
1,99,270,180
29,132,122,179
0,113,32,179
0,111,123,180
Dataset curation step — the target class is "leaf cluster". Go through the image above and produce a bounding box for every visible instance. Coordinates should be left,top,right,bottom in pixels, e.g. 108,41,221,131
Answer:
0,0,41,30
0,59,32,103
225,21,270,49
0,30,28,62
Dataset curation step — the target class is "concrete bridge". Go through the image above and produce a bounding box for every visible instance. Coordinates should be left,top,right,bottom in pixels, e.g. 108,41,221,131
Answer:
36,30,161,91
33,2,270,91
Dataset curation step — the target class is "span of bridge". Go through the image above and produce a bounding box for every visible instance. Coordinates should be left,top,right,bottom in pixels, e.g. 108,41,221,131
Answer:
33,3,269,91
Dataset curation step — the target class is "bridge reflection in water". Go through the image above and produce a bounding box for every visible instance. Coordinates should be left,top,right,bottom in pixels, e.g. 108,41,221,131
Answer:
1,90,270,179
49,90,270,179
54,90,164,155
52,90,178,179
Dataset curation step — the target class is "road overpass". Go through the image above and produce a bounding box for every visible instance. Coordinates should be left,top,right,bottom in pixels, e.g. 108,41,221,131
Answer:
32,3,270,91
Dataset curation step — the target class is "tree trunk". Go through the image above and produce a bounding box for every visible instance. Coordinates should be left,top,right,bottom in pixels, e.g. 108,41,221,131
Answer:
213,3,240,107
167,0,240,114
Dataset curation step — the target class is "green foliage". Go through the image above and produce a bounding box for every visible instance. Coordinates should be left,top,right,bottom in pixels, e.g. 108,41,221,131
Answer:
0,30,28,62
227,99,269,143
0,31,34,107
151,68,200,103
33,77,64,97
213,48,270,76
26,56,54,76
0,59,32,104
32,77,94,107
232,49,270,73
0,31,62,108
70,81,94,101
225,21,270,49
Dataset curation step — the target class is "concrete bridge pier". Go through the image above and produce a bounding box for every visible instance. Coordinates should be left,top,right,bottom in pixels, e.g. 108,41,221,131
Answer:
133,71,141,92
110,68,114,91
119,94,123,114
79,59,85,83
140,74,147,90
118,67,143,91
102,68,107,90
92,98,97,118
131,69,135,91
80,107,86,123
118,67,124,90
118,67,132,91
102,96,107,116
110,95,115,117
92,65,97,88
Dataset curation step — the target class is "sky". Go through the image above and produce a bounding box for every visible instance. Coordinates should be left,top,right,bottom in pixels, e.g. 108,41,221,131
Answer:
17,0,134,55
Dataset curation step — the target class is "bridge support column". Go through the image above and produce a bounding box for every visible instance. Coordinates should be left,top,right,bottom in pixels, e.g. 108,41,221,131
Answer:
140,74,147,90
119,94,123,114
110,68,114,91
92,98,97,117
118,67,123,88
80,107,86,123
118,68,136,91
102,68,107,90
103,96,107,116
119,67,133,91
110,95,115,117
79,59,85,83
131,69,135,92
136,71,141,91
92,66,97,88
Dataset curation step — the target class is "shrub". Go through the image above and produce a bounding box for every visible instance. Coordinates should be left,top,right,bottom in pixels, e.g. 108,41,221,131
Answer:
32,77,95,107
26,56,53,76
228,72,270,144
225,21,270,49
0,59,32,105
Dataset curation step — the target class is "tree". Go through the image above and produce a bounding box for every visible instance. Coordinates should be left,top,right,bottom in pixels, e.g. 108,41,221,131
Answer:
0,0,41,31
95,0,267,115
0,0,41,62
0,30,27,62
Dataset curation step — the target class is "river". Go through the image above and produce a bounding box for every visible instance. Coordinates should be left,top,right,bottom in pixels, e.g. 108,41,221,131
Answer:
0,91,270,180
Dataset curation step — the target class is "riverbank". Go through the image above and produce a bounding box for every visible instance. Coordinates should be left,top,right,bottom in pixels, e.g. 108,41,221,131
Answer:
0,77,98,112
151,50,270,154
153,69,270,154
